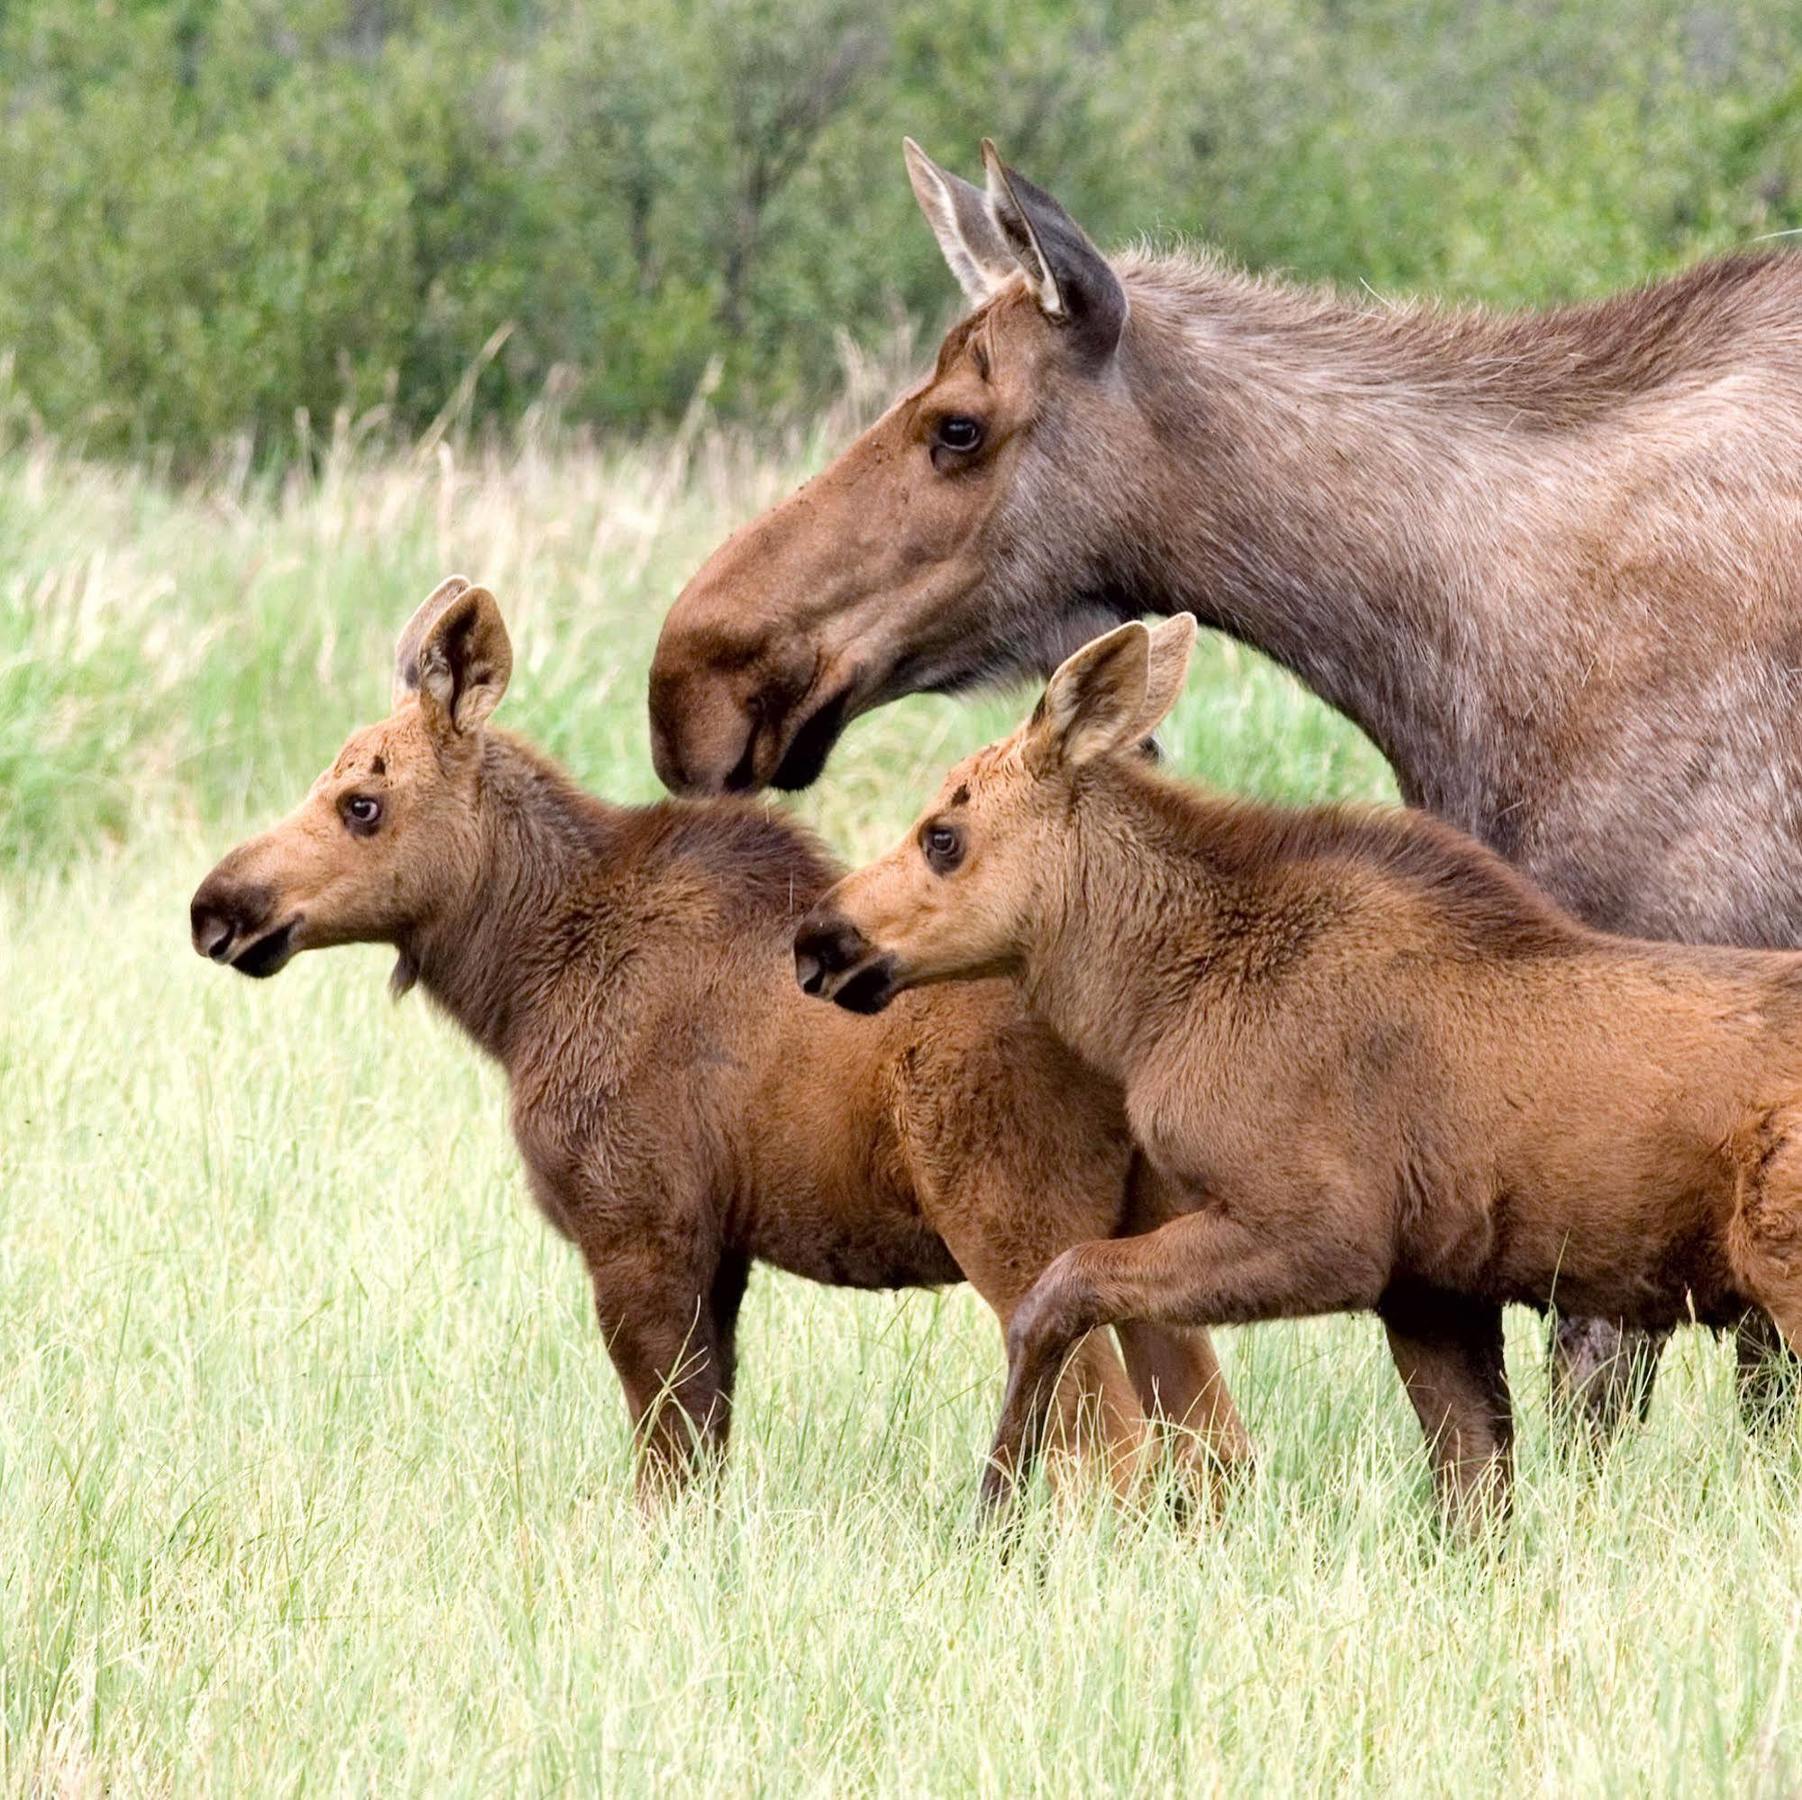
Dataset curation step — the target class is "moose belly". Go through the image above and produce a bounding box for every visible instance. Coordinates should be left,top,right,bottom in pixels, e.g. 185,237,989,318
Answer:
739,1182,962,1291
1475,1190,1744,1329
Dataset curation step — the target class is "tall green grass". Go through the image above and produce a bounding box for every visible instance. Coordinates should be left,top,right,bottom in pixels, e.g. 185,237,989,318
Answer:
4,430,1800,1793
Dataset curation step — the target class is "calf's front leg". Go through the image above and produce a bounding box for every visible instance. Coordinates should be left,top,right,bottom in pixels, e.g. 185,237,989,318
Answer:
1547,1314,1666,1445
926,1191,1153,1501
982,1204,1383,1518
1380,1288,1512,1528
1115,1158,1254,1492
590,1258,738,1509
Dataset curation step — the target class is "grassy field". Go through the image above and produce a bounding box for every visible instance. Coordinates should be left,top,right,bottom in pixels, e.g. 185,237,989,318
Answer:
6,420,1802,1795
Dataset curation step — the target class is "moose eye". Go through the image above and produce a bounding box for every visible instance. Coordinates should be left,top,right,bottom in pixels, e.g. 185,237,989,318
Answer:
921,822,964,873
342,794,383,836
933,415,984,456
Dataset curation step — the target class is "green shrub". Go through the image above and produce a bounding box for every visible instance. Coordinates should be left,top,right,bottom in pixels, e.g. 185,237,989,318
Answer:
2,0,1802,463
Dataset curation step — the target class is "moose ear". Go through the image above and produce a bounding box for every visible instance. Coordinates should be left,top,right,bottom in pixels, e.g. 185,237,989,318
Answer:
395,580,512,734
393,575,472,709
981,140,1126,362
1136,613,1197,740
1026,621,1153,772
904,138,1019,305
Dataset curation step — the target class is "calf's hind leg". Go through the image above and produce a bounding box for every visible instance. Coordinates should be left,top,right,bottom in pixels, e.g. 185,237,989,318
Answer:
1731,1309,1802,1432
926,1202,1152,1502
1728,1108,1802,1386
1114,1321,1252,1497
1038,1336,1155,1502
914,1066,1247,1509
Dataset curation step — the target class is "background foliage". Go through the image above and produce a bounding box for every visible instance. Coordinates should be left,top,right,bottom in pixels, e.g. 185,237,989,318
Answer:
5,0,1802,462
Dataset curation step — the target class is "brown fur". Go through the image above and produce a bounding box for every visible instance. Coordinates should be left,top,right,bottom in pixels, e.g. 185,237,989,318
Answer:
189,580,1250,1507
649,140,1802,1428
797,618,1802,1527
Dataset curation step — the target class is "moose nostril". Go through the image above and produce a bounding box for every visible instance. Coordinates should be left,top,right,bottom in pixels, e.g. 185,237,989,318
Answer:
190,886,238,961
647,701,692,796
193,910,235,960
651,737,687,795
794,915,871,996
721,723,762,796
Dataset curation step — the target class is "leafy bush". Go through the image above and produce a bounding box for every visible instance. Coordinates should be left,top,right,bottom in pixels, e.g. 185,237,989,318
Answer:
2,0,1802,462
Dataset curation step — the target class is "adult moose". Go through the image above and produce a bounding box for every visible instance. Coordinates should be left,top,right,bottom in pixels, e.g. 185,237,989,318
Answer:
649,137,1802,1435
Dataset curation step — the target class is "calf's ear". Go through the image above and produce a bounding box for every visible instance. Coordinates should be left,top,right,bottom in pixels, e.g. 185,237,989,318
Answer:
393,575,472,709
1026,621,1152,771
396,580,512,735
1136,613,1197,740
905,138,1019,305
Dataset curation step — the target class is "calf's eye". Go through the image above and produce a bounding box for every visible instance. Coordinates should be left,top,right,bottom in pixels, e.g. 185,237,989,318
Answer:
922,822,964,872
343,794,383,835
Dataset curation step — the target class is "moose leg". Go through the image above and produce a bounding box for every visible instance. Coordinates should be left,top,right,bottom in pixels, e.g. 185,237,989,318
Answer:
1725,1111,1802,1416
931,1215,1151,1502
592,1267,733,1508
1114,1322,1253,1505
1731,1284,1802,1405
983,1205,1383,1518
1380,1289,1513,1529
1115,1157,1255,1493
1038,1337,1153,1503
1732,1310,1802,1432
706,1250,752,1454
1548,1315,1667,1445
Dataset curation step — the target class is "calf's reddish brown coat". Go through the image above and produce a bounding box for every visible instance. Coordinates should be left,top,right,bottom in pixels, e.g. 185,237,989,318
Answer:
651,137,1802,1429
189,578,1248,1504
797,617,1802,1524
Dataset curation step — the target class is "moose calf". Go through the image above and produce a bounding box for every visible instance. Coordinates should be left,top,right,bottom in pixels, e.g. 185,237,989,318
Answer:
796,615,1802,1525
189,579,1249,1506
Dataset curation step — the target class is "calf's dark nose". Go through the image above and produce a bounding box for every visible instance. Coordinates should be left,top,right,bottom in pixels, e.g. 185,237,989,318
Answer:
794,912,871,997
190,871,271,962
191,889,236,961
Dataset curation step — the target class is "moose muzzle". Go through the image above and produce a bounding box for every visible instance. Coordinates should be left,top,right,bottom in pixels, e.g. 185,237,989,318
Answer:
793,911,901,1015
190,868,301,979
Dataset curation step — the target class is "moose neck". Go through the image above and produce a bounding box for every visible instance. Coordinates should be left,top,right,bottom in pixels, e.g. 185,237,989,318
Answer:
1104,266,1573,826
1017,774,1239,1087
403,735,623,1068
